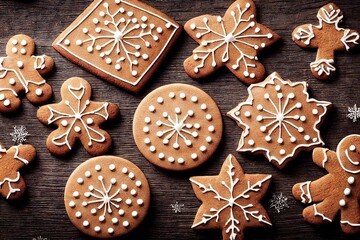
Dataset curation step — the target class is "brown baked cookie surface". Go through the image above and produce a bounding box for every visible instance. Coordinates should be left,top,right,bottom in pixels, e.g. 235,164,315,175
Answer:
292,3,359,80
293,135,360,234
133,83,223,171
53,0,182,93
0,34,54,113
0,144,36,200
227,72,332,169
184,0,280,84
64,156,150,238
190,154,272,240
37,77,120,156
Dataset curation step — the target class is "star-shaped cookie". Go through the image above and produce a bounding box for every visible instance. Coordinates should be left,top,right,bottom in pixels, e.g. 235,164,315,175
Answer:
184,0,280,84
190,154,272,240
37,77,120,156
227,72,332,169
0,144,36,200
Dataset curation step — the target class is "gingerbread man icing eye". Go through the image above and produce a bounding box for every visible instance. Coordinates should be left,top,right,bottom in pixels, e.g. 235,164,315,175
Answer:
338,134,360,174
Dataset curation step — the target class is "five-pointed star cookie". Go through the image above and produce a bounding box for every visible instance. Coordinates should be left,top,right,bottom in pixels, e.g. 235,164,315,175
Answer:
37,77,120,156
0,144,36,200
190,154,272,240
0,34,54,113
292,3,359,80
184,0,280,84
293,135,360,234
227,72,332,169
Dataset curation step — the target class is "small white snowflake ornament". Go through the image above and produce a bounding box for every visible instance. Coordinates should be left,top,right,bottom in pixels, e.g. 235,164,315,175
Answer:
227,72,332,169
53,0,181,93
269,192,289,213
10,125,29,145
347,104,360,122
190,154,272,240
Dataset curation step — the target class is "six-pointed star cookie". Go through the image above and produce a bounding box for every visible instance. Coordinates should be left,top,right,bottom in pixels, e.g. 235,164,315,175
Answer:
190,154,272,240
292,3,359,80
0,144,36,200
184,0,280,84
227,72,332,169
0,34,54,113
64,156,150,238
293,135,360,234
37,77,120,156
53,0,182,93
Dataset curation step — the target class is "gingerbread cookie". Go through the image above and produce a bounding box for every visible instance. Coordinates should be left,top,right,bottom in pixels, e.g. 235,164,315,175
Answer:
64,156,150,238
293,135,360,234
0,144,36,200
37,77,120,156
184,0,280,84
133,84,223,171
0,34,54,113
53,0,182,93
227,72,332,169
190,154,272,240
292,3,359,80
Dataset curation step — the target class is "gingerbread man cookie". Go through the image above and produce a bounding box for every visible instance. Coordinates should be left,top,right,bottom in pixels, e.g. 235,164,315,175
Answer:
0,34,54,112
190,154,272,240
37,77,120,156
293,134,360,234
184,0,280,84
227,72,332,169
53,0,182,93
0,144,36,200
292,3,359,80
64,156,150,238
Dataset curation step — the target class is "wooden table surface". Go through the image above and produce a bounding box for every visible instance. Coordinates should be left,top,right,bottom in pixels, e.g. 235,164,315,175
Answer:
0,0,359,239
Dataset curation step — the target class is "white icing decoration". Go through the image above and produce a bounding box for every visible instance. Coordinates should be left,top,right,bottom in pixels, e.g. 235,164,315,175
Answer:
339,199,346,207
21,40,27,46
299,181,312,203
348,176,355,185
55,0,179,86
191,156,272,239
320,148,328,168
190,3,274,77
35,88,43,96
341,29,359,51
46,83,110,150
310,59,335,76
294,24,314,45
3,99,10,107
341,220,360,227
313,204,332,222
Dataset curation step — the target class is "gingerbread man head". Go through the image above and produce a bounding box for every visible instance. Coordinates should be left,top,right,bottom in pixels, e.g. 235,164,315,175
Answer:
292,3,359,80
0,34,54,113
337,134,360,174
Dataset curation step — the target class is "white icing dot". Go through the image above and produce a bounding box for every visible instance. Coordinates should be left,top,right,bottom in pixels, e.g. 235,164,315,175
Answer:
277,138,283,144
95,165,101,171
74,126,81,133
64,39,70,46
250,73,255,78
348,176,355,184
157,97,164,104
349,145,356,152
168,157,175,163
191,96,198,103
205,114,212,121
188,110,194,117
112,217,119,224
244,111,251,117
192,132,198,138
94,226,101,232
175,107,181,114
73,191,79,198
126,199,132,205
122,167,128,173
257,104,263,110
111,178,116,184
264,93,270,99
21,40,27,46
298,127,304,133
35,89,43,96
280,149,286,155
9,78,15,85
105,58,112,64
132,70,138,76
260,126,266,132
123,221,129,228
82,201,88,206
137,199,144,206
69,201,75,208
108,228,114,234
149,105,155,112
129,172,135,179
121,184,128,190
12,47,17,53
304,135,310,141
136,180,142,187
12,39,18,45
143,126,149,133
99,215,105,222
248,139,255,146
131,189,137,196
344,188,351,196
179,93,186,99
256,115,263,122
156,27,163,33
339,199,346,207
119,209,125,216
85,171,91,177
300,116,306,121
115,64,121,70
290,136,296,143
144,137,150,144
312,109,319,115
149,145,156,152
75,211,82,218
191,153,198,160
132,211,138,218
169,92,175,98
85,118,94,125
201,104,207,110
194,123,200,129
91,208,97,215
265,136,271,142
208,125,215,132
76,40,82,46
200,145,207,152
77,178,84,184
178,158,185,164
17,61,24,69
83,220,89,227
145,117,151,123
3,99,10,107
206,136,212,143
82,28,89,34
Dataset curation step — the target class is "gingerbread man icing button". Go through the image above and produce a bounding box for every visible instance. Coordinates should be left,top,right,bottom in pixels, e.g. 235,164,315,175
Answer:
227,72,332,169
64,156,150,238
184,0,280,84
0,144,36,200
0,34,54,113
292,3,359,80
133,84,223,171
293,135,360,234
37,77,120,156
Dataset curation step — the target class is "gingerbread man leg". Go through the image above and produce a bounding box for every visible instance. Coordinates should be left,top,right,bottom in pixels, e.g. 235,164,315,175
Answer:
0,174,26,200
340,198,360,234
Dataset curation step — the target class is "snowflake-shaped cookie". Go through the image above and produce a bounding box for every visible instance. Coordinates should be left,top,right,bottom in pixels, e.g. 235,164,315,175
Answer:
53,0,181,93
0,34,54,113
37,77,120,156
184,0,280,84
0,144,36,200
293,134,360,234
227,72,332,169
64,156,150,238
133,83,223,171
190,154,272,240
292,3,359,80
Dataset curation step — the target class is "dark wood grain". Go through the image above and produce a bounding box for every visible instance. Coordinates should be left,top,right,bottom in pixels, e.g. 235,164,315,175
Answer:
0,0,359,239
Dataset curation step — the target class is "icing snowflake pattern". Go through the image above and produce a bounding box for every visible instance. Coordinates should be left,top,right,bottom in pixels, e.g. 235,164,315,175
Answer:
292,3,359,80
184,0,279,83
10,125,29,145
171,201,184,213
347,104,360,123
190,154,272,240
269,192,289,213
227,72,331,168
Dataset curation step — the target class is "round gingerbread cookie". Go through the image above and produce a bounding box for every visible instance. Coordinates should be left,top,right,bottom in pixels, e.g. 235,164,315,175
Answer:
64,156,150,238
133,83,223,171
